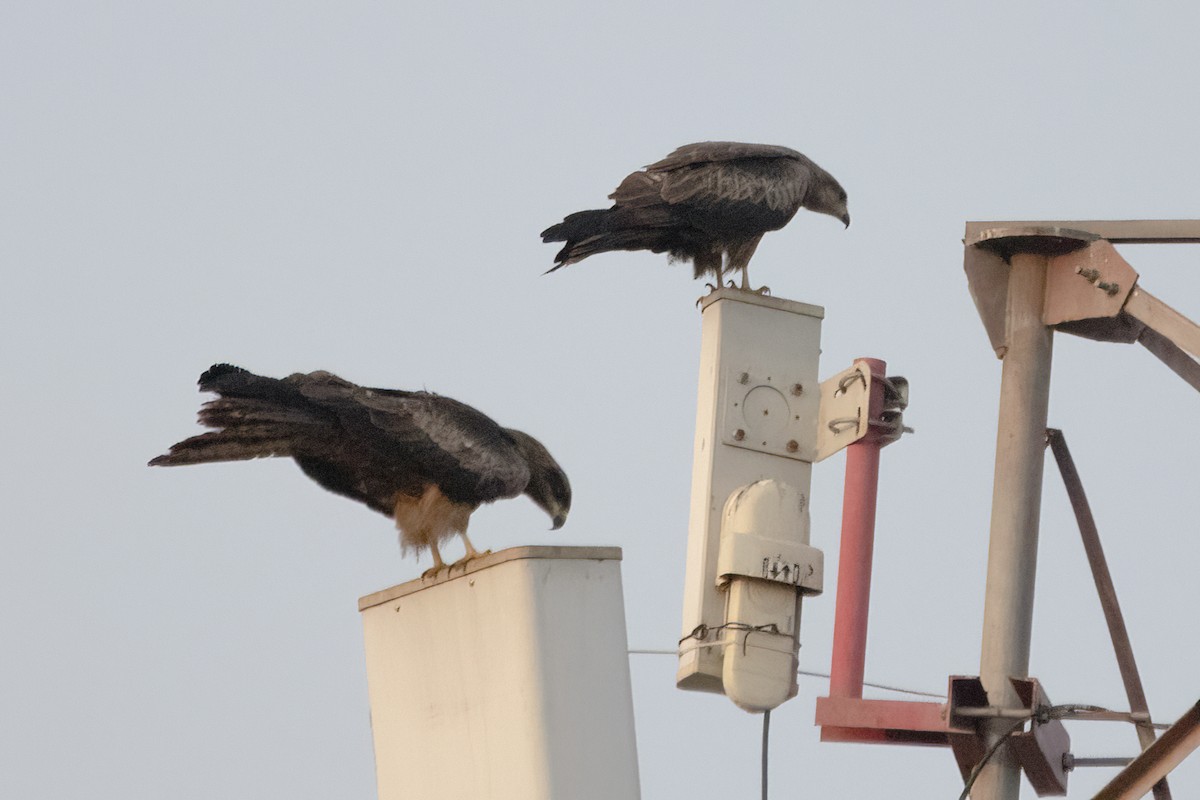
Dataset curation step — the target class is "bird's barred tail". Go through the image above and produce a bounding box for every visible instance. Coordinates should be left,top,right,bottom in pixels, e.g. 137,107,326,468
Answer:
148,364,321,467
147,428,296,466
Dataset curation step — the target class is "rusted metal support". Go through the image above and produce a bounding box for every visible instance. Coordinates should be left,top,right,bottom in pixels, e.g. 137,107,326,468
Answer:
1093,702,1200,800
974,249,1055,800
1046,429,1170,800
949,676,1072,797
816,358,947,748
827,357,887,702
815,695,954,745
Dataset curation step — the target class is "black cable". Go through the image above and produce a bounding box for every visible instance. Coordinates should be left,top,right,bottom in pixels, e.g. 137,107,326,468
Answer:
762,708,771,800
957,702,1161,798
958,718,1027,800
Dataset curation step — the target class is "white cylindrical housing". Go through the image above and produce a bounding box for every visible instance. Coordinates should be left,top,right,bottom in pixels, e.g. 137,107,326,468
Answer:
359,546,640,800
718,480,819,712
722,578,803,712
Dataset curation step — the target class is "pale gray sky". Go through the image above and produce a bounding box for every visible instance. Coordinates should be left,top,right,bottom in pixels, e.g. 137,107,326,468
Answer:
3,2,1198,798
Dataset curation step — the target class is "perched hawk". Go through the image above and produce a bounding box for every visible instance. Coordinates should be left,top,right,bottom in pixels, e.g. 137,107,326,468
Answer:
542,141,849,292
150,364,571,574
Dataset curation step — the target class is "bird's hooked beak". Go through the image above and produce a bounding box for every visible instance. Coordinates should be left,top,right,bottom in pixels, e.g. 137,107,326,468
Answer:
841,212,851,229
551,511,568,530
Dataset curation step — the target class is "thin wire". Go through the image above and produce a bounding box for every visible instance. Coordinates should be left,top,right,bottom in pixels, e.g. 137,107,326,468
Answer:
677,621,795,659
627,649,945,699
630,650,1172,721
627,648,1160,796
960,703,1171,731
955,703,1152,799
794,667,945,699
958,717,1027,800
1048,705,1170,731
679,621,789,649
762,708,771,800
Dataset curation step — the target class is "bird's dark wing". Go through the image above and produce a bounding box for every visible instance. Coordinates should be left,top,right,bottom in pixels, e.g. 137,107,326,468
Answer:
297,377,532,506
608,142,813,227
643,141,804,171
607,170,667,208
658,157,811,217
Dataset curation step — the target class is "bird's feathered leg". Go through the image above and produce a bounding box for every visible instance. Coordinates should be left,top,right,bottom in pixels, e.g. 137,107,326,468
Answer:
727,236,770,295
397,491,450,580
692,246,725,295
448,525,491,572
421,542,448,580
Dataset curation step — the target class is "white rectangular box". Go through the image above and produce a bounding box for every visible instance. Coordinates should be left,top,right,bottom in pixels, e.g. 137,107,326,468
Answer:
360,546,640,800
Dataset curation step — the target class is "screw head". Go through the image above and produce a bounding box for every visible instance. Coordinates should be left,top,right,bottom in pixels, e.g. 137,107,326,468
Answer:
738,372,749,384
786,440,799,453
734,429,745,441
791,383,803,396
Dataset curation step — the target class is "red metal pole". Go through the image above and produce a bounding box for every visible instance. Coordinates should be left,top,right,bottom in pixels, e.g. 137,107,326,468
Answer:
828,357,887,700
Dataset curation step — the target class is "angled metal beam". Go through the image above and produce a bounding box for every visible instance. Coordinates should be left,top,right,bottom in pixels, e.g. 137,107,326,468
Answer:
1093,702,1200,800
1125,287,1200,360
967,227,1200,393
967,220,1200,245
1046,430,1169,800
1138,327,1200,394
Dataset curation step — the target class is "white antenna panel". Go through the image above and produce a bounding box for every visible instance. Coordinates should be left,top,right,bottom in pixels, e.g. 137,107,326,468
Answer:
677,289,825,710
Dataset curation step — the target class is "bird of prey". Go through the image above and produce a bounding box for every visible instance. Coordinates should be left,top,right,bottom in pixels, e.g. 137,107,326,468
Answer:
150,364,571,575
542,141,849,292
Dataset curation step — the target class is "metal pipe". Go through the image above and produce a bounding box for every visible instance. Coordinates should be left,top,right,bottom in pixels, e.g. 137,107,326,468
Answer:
954,707,1034,720
1138,327,1200,394
1067,756,1134,769
973,253,1055,800
1046,429,1170,799
955,706,1152,724
828,358,887,700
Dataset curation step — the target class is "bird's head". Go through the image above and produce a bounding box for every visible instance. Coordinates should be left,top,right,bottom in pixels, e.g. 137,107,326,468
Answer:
506,428,572,530
808,172,850,229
